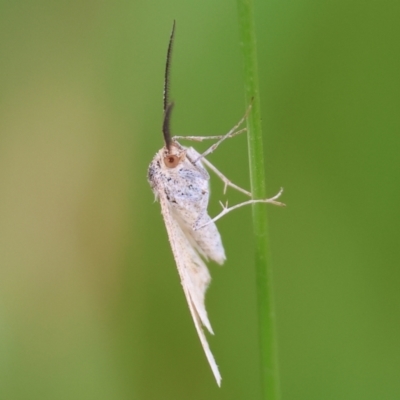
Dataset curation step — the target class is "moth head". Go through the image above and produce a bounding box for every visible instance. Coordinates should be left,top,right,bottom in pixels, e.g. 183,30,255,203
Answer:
163,143,186,168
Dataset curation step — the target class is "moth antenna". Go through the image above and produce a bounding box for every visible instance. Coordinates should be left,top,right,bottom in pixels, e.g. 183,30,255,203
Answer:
163,20,176,150
163,20,175,112
163,102,174,149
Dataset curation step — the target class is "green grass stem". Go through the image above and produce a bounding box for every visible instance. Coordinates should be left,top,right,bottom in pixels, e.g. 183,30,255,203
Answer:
237,1,281,399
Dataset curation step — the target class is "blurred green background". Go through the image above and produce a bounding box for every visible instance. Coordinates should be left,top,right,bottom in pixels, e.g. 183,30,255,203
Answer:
0,1,399,399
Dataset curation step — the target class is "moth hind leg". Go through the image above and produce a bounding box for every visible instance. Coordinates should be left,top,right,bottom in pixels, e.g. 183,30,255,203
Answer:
201,157,252,197
196,188,286,230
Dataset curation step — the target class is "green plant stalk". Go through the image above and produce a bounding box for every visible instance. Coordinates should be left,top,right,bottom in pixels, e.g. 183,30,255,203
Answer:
237,0,281,399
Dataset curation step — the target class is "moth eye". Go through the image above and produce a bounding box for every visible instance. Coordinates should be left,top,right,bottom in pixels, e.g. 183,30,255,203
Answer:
164,155,180,168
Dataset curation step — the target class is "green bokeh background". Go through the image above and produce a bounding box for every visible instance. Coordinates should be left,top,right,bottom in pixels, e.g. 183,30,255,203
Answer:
1,1,399,399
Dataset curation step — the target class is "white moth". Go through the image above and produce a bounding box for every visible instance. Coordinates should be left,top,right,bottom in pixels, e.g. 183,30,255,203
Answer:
147,21,284,387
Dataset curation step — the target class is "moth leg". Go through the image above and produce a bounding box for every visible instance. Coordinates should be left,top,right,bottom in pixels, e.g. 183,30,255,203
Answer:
173,128,246,142
195,104,252,162
201,157,252,197
195,188,285,230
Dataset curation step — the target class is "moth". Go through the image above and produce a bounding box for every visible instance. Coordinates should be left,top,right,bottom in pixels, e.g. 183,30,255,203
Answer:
147,21,284,386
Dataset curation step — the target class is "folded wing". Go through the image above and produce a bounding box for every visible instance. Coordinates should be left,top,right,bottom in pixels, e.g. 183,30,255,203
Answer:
159,191,222,386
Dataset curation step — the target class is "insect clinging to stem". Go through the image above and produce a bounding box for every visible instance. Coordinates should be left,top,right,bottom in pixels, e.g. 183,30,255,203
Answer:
147,21,285,387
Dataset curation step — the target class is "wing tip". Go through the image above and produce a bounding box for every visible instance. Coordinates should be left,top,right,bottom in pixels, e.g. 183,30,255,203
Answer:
212,365,222,387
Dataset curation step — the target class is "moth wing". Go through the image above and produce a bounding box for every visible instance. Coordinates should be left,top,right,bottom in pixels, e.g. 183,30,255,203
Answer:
170,146,226,264
159,192,222,386
172,209,226,265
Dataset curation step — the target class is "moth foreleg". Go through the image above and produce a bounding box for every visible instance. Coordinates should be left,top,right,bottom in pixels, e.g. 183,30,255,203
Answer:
194,103,252,162
172,128,247,143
